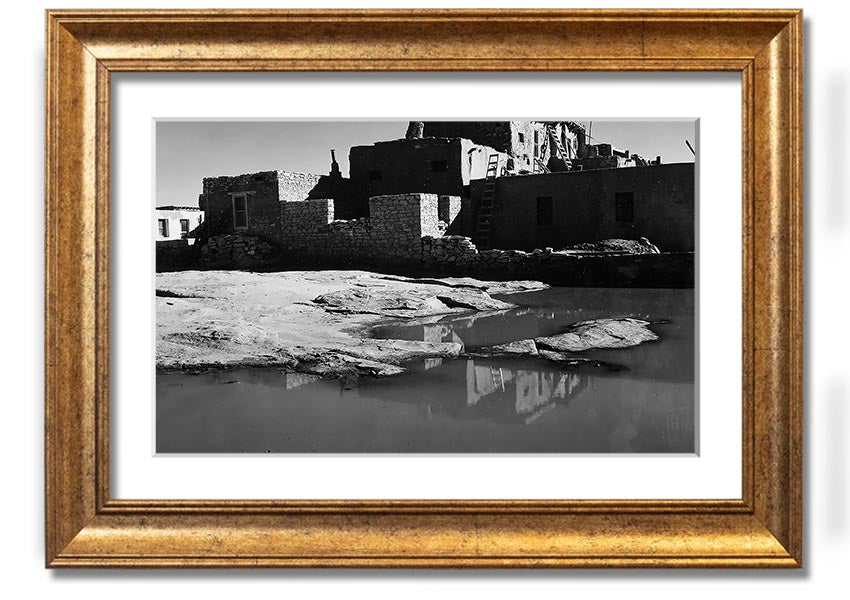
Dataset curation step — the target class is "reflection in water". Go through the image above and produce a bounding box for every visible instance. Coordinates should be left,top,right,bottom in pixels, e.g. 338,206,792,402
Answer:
465,360,587,424
157,287,695,453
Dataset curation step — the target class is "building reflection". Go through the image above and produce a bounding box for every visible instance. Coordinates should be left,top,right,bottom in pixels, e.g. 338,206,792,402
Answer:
465,359,588,424
334,356,590,426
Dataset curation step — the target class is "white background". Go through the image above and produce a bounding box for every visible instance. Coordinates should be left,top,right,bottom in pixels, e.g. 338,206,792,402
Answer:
114,74,739,500
1,0,846,596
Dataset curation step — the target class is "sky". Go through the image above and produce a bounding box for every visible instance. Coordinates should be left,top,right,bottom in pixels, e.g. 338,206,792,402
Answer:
155,119,696,208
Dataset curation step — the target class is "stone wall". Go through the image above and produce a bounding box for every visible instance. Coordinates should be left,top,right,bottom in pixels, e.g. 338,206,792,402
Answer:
280,193,442,266
276,170,324,203
272,190,692,286
200,169,358,240
468,162,695,252
201,171,281,241
438,195,461,233
420,237,693,287
156,239,201,272
199,233,278,269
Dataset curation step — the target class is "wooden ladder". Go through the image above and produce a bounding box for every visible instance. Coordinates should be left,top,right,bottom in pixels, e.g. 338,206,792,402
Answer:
473,153,500,250
491,366,505,392
547,124,573,170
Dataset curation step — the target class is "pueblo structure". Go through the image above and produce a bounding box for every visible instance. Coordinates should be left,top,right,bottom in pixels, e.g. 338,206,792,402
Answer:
158,121,695,287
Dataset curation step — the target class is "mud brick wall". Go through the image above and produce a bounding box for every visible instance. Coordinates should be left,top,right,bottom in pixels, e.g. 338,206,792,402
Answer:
422,122,514,154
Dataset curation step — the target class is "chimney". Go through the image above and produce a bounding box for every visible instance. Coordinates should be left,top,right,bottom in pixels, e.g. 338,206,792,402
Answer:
329,149,342,177
405,121,425,139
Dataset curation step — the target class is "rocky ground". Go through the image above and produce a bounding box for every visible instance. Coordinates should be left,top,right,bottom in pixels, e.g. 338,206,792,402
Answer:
156,269,547,376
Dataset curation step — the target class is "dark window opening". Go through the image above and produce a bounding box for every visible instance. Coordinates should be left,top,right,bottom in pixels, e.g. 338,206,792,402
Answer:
615,192,634,222
232,194,248,229
518,133,525,143
157,219,169,237
179,219,190,238
430,160,448,173
536,196,553,226
368,169,383,181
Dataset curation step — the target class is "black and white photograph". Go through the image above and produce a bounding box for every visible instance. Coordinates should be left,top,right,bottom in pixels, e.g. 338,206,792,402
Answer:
155,119,696,454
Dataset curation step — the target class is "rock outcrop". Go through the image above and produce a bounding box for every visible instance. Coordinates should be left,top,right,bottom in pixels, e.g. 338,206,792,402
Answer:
468,318,659,367
313,286,513,318
535,318,659,352
156,269,540,377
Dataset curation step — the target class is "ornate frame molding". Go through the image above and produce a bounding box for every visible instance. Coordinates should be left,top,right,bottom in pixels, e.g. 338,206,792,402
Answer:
45,9,802,567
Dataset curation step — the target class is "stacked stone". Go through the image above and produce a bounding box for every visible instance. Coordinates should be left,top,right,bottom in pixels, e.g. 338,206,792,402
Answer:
280,199,334,255
476,248,531,267
276,171,325,203
370,194,440,263
421,235,480,267
199,233,276,268
202,170,277,195
325,219,373,257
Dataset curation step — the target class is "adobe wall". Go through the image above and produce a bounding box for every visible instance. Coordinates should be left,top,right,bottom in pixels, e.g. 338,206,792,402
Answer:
155,208,204,241
468,162,695,252
348,138,511,211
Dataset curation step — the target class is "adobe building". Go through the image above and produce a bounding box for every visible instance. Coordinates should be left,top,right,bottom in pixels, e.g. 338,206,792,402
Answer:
466,162,695,252
187,120,693,284
198,151,354,241
420,120,658,173
347,136,512,207
155,206,204,241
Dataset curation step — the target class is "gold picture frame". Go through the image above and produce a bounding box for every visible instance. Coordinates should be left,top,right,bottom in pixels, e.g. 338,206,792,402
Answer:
45,9,803,568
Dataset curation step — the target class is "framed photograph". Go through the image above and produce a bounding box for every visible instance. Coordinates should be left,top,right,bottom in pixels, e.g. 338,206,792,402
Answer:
45,9,802,567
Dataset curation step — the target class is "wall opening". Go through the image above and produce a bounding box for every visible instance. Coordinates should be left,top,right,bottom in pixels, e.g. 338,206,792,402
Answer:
430,159,448,173
232,193,248,229
536,196,553,226
157,219,169,238
615,191,635,222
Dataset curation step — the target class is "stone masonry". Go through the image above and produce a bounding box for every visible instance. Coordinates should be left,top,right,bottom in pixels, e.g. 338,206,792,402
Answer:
275,191,690,286
280,193,443,266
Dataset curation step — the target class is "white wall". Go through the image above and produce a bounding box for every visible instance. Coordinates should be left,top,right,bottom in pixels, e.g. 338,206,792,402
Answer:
2,0,846,597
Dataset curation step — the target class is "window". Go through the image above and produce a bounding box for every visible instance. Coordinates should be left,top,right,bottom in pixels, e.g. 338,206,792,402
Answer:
179,219,190,238
533,130,540,157
430,160,448,173
518,133,525,143
232,193,248,229
157,219,169,238
615,192,634,222
536,196,553,226
368,169,383,181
